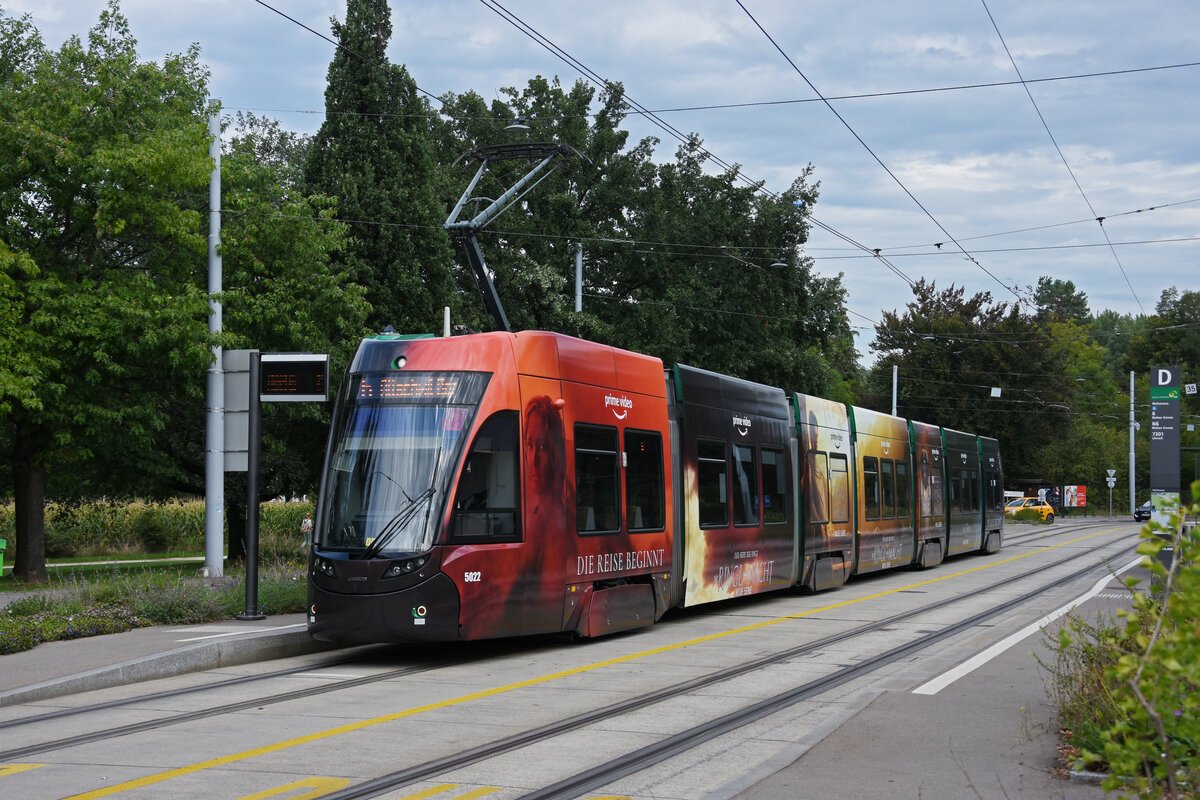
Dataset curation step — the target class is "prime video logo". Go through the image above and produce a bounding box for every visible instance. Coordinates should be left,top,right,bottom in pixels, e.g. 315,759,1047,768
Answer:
606,394,633,419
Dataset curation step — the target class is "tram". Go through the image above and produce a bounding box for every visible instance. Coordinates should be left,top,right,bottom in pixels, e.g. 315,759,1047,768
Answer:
307,329,1003,644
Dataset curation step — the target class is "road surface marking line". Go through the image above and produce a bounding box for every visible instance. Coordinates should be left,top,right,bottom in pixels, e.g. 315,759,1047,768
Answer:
62,526,1131,799
911,555,1143,695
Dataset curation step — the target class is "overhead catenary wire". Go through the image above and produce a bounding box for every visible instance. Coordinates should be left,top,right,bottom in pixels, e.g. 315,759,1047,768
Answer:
223,60,1200,125
473,0,923,291
248,0,1184,354
736,0,1023,305
979,0,1145,316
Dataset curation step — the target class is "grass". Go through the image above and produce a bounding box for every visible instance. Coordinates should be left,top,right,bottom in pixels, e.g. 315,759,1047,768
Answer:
1,556,203,590
1037,612,1131,772
0,558,308,655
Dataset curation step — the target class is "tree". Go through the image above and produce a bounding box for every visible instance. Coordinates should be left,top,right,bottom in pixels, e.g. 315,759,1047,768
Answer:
0,4,215,581
1033,275,1090,323
433,76,852,396
868,280,1081,476
304,0,455,335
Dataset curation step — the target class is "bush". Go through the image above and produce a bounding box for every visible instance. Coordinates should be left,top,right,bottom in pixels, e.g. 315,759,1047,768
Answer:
0,560,308,655
1040,613,1142,770
0,605,145,655
133,508,172,552
1006,509,1052,524
1044,482,1200,797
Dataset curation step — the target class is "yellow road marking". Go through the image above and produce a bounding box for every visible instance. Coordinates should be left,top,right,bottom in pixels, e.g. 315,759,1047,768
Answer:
236,777,350,799
0,764,46,777
63,526,1131,799
453,787,501,799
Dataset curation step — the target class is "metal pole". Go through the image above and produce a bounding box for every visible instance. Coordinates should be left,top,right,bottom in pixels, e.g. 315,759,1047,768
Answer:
575,243,583,313
891,365,898,416
204,111,225,578
443,306,451,338
1130,370,1136,514
238,351,265,620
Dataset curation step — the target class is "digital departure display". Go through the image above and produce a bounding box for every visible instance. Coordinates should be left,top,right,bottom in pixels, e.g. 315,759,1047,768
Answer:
260,354,329,402
351,371,490,406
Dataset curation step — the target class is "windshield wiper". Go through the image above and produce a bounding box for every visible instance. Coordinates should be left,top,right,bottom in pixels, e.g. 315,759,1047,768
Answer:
360,487,435,560
360,447,445,560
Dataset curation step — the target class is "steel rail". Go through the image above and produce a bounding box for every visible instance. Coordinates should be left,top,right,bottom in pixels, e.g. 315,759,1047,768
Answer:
321,538,1139,800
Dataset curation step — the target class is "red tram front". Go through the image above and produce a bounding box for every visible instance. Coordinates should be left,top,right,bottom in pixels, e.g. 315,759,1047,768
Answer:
308,330,674,643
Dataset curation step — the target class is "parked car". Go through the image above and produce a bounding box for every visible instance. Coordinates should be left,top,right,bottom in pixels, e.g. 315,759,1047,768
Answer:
1134,502,1152,522
1005,496,1055,522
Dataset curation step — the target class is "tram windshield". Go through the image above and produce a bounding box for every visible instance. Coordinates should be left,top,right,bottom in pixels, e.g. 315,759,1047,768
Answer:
319,371,490,555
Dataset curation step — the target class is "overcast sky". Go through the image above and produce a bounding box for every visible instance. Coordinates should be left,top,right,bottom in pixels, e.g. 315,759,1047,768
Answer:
11,1,1200,358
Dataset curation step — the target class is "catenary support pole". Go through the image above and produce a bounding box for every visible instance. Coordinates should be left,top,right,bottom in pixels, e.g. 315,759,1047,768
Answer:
204,111,225,578
892,365,898,416
1130,370,1136,514
575,243,583,313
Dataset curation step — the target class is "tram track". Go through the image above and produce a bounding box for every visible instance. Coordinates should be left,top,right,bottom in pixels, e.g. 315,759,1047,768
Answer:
0,526,1137,784
316,534,1139,800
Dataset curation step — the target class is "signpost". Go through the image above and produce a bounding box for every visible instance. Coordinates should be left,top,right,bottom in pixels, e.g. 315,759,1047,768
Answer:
1107,468,1117,517
226,352,330,620
1149,366,1182,526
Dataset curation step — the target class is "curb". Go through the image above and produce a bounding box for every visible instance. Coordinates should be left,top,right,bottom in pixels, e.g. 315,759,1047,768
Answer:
0,627,333,707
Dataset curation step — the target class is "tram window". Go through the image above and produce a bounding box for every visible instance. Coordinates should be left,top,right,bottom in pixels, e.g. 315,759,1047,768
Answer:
625,430,665,531
807,451,829,525
880,458,896,519
762,447,787,525
830,453,850,523
449,411,520,543
895,460,911,520
732,444,759,526
957,469,970,513
988,476,1002,511
698,439,728,527
969,469,980,512
576,424,620,533
863,456,881,521
931,470,944,517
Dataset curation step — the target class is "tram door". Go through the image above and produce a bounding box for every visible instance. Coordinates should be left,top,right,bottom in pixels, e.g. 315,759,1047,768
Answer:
911,421,947,567
517,374,570,634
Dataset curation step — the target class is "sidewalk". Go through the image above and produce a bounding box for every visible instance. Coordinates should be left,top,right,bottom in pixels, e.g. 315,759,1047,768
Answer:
725,566,1138,800
0,612,327,706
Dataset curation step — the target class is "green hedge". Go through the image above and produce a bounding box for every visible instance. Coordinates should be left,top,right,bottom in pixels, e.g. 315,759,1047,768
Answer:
0,500,313,560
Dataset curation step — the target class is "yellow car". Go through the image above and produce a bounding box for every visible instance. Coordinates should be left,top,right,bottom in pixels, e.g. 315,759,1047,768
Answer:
1004,497,1055,522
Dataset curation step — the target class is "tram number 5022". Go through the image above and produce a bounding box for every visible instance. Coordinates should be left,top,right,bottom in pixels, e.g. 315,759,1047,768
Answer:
464,571,482,583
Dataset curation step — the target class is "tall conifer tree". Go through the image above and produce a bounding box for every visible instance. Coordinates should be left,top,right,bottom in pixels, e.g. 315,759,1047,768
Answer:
304,0,454,334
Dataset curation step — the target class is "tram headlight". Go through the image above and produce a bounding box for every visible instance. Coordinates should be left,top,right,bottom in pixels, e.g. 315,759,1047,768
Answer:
383,555,430,579
314,557,337,578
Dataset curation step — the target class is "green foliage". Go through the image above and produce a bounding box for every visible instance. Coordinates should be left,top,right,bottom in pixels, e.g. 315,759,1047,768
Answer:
1039,614,1130,769
1006,509,1052,524
433,76,851,396
0,499,310,559
304,0,454,335
0,560,307,654
0,3,217,580
1097,486,1200,797
1045,482,1200,797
